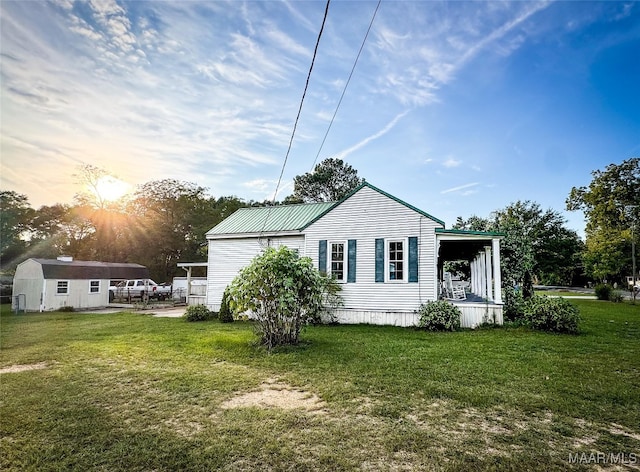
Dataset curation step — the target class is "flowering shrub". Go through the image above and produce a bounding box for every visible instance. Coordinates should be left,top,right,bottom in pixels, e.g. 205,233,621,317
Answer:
416,300,461,331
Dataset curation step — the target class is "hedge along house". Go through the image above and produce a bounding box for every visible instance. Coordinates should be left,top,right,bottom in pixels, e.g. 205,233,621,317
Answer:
12,257,149,312
206,182,504,328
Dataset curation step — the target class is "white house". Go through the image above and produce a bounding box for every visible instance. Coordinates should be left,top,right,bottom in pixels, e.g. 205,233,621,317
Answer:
205,182,504,328
12,257,148,312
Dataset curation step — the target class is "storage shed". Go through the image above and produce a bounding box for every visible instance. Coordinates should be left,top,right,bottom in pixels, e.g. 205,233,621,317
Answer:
12,257,149,312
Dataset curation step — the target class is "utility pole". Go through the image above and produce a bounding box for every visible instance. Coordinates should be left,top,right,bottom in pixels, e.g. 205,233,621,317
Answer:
626,205,637,304
632,215,637,304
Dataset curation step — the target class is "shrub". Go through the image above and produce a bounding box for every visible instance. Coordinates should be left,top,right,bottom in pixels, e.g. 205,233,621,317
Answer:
218,287,234,323
58,306,74,312
594,284,613,301
228,246,342,350
416,300,461,331
523,295,580,334
183,304,213,322
503,286,525,322
609,290,624,303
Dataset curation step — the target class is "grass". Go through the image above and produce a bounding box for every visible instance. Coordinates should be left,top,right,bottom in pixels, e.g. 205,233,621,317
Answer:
1,300,639,471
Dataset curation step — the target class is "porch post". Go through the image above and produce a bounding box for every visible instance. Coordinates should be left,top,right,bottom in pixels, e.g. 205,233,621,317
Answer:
471,257,478,295
479,251,487,300
475,255,482,296
186,267,192,300
484,246,493,302
492,238,503,304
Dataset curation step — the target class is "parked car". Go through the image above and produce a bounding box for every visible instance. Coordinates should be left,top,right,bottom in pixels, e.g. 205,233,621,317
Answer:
109,279,172,302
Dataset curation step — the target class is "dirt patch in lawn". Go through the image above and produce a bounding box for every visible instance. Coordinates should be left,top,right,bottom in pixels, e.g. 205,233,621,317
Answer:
220,378,327,414
0,362,49,374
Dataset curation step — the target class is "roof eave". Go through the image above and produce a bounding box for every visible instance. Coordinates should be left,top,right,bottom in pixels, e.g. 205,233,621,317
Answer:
206,230,304,240
435,228,505,238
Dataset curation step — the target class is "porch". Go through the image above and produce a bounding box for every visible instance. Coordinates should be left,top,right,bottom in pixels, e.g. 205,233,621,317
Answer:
436,229,504,327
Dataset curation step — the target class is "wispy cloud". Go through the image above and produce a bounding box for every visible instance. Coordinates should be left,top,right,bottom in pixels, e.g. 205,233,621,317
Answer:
441,182,480,194
368,1,551,105
442,158,462,168
331,110,410,161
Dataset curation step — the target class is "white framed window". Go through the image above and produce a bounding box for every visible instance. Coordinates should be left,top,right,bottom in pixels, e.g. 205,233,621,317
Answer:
329,241,346,282
89,280,100,294
387,239,407,282
56,280,69,295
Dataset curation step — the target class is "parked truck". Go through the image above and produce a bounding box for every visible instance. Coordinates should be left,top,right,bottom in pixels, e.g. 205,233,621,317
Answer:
109,279,172,302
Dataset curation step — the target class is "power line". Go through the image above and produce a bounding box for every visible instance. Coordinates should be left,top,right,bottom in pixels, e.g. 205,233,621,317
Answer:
310,0,382,170
260,0,331,241
270,0,331,205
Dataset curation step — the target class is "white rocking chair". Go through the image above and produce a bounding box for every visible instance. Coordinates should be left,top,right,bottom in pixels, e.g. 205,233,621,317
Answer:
443,272,466,300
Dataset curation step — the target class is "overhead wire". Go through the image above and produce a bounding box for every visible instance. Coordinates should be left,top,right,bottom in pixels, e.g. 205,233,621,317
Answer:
309,0,382,170
260,0,381,242
270,0,331,206
259,0,331,243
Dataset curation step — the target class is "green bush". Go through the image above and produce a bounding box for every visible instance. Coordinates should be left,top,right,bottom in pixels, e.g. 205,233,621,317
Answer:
218,287,234,323
523,295,580,334
609,290,624,303
503,286,525,321
183,304,213,322
58,306,74,312
228,246,342,350
594,284,612,301
416,300,461,331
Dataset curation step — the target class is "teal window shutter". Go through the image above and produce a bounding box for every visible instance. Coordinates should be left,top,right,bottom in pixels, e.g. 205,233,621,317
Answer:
409,236,418,283
375,238,384,283
319,240,327,274
347,239,357,283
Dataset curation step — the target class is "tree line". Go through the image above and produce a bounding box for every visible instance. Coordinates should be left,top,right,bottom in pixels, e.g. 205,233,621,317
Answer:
1,157,638,290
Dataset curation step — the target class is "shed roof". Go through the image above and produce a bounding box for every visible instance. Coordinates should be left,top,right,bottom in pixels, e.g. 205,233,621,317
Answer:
206,202,335,236
32,259,149,280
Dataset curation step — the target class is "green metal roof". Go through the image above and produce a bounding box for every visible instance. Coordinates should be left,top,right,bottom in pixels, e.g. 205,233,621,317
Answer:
206,202,336,236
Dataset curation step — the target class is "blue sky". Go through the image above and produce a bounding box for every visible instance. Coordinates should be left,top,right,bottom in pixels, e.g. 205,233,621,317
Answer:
1,0,639,236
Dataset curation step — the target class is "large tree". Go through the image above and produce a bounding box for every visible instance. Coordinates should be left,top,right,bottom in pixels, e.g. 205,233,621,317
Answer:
1,191,34,268
455,202,584,295
567,157,639,282
290,158,364,203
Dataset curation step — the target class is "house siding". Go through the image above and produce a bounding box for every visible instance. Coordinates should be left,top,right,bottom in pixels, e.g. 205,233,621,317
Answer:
206,235,305,311
304,186,444,313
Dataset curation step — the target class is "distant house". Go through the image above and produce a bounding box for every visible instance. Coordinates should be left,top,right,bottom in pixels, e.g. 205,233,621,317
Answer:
205,182,504,328
12,257,148,312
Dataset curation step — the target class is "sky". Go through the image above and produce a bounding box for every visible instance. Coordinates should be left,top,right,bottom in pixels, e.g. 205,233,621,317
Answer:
1,0,639,237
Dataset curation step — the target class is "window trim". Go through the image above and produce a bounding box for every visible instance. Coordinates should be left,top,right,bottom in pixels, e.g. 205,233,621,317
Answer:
328,240,347,283
386,238,408,283
56,280,70,295
89,280,101,294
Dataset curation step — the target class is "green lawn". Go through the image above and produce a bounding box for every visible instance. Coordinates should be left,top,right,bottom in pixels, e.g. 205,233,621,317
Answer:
1,300,639,471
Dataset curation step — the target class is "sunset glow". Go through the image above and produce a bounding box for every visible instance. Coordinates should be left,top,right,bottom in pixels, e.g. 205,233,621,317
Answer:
94,176,130,203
